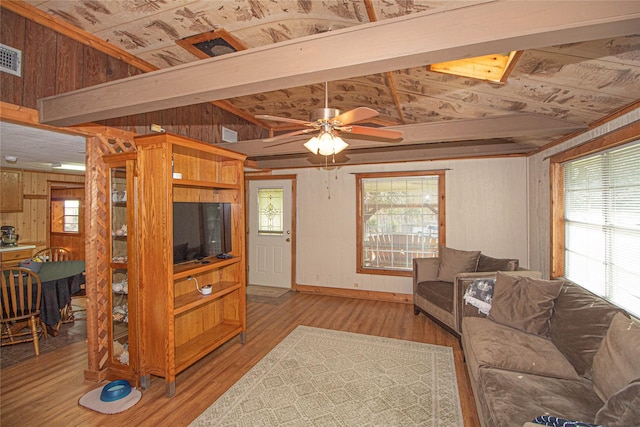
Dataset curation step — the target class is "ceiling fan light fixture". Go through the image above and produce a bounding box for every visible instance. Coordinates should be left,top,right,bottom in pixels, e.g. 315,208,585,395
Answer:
304,132,348,156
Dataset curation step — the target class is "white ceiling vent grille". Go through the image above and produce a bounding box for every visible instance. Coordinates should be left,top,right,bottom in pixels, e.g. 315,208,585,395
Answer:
0,43,22,77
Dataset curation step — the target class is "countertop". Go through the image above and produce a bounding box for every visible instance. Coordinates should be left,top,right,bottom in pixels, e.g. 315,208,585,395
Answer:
0,244,36,253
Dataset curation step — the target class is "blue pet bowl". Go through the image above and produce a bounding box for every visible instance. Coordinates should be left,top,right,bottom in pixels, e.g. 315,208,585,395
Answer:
100,380,132,402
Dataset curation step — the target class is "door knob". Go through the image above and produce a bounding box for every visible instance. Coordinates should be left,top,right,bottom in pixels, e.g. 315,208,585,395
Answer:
286,238,291,242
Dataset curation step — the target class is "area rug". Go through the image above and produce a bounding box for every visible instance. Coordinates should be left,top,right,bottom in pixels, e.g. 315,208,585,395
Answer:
246,285,290,298
190,326,463,426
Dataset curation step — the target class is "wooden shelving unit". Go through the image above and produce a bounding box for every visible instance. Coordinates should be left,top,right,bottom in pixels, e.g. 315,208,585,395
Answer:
103,154,139,385
135,132,247,397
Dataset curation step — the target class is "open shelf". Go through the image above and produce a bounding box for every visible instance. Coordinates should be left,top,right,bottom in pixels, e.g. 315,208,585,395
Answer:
172,179,240,190
110,262,128,269
175,322,242,373
174,281,240,315
173,256,240,279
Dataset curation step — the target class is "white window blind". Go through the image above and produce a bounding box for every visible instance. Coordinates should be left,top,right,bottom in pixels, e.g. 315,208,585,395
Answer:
564,139,640,316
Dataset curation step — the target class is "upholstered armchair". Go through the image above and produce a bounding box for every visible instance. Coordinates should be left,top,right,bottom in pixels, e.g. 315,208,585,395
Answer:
413,247,539,336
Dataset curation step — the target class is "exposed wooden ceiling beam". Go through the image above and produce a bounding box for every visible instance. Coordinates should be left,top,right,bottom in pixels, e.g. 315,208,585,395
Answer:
249,140,536,170
222,113,587,157
38,1,640,127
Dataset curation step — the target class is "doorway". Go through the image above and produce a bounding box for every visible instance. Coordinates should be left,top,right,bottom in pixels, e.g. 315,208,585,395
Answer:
49,182,86,260
247,176,296,289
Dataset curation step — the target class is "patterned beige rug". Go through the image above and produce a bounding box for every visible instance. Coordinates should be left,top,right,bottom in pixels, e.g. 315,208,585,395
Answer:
190,326,463,426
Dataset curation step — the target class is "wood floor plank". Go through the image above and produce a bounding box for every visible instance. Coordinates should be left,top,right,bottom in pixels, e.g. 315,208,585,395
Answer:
0,293,479,426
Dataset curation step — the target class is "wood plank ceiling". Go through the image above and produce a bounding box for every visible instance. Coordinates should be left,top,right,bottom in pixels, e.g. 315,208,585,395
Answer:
19,0,640,168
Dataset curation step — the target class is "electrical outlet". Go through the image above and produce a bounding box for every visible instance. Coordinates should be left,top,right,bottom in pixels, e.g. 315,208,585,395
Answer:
354,282,359,288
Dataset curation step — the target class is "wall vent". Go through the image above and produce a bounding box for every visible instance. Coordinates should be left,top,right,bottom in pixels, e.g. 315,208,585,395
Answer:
0,43,22,77
222,127,238,143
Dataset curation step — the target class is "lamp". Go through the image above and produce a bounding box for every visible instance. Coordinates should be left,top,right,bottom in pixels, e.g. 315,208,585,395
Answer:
303,124,348,156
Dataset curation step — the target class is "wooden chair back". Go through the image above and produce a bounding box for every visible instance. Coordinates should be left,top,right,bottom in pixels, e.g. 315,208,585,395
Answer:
1,267,46,355
33,247,72,262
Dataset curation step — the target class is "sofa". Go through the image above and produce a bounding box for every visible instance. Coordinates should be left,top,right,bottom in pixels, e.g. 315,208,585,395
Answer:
413,246,537,336
461,272,640,427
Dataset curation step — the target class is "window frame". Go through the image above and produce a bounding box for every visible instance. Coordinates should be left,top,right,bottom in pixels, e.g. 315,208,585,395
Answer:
51,197,82,235
550,121,639,309
356,170,446,277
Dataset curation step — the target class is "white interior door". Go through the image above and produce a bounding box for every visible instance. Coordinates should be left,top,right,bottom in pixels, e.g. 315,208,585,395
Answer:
248,179,293,288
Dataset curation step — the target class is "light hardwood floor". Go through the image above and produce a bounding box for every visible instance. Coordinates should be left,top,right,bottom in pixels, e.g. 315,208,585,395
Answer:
0,292,480,426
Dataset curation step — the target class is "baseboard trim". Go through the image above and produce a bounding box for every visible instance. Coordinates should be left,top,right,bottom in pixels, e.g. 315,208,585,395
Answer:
296,284,411,304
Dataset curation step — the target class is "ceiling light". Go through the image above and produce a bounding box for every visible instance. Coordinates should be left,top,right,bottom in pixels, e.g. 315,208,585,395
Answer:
52,162,86,171
4,155,17,163
304,130,348,157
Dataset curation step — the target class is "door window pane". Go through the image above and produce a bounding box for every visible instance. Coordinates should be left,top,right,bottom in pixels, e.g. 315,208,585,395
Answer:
258,188,284,235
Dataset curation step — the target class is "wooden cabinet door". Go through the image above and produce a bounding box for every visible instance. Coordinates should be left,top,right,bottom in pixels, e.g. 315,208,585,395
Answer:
0,170,23,212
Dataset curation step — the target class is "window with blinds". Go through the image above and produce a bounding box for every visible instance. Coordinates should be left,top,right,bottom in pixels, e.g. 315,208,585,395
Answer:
563,139,640,316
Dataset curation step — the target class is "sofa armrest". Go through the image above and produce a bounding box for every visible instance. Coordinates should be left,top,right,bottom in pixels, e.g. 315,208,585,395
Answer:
454,270,543,333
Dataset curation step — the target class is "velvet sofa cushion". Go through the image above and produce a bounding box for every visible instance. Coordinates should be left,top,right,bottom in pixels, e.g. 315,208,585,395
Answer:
591,313,640,402
477,367,602,427
435,246,480,282
548,282,622,378
594,379,640,426
489,272,563,336
462,317,579,382
476,254,519,272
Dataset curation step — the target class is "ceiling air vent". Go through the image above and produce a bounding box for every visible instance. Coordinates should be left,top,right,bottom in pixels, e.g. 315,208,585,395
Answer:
0,43,22,77
222,127,238,143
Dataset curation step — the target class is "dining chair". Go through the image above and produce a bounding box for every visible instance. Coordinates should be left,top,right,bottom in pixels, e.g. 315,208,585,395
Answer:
33,247,73,262
1,267,48,356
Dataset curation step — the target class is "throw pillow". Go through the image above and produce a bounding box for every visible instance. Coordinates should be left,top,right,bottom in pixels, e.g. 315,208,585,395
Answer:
591,313,640,402
488,272,563,336
435,246,480,283
594,379,640,426
476,254,519,272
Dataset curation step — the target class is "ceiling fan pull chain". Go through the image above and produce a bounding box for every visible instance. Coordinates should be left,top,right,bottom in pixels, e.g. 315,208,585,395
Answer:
326,156,331,199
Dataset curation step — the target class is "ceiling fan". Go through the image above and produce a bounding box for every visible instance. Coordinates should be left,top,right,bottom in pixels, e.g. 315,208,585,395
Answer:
256,83,403,156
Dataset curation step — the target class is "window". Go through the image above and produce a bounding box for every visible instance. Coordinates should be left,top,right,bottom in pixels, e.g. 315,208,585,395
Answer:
356,171,445,276
51,199,81,233
551,123,640,317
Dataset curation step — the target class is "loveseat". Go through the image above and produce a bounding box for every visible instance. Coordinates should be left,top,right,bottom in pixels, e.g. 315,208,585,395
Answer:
413,246,537,335
461,272,640,427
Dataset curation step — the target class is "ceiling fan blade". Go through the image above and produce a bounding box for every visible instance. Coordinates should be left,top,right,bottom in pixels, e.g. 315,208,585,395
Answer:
264,128,315,143
256,114,311,126
343,125,403,140
331,107,379,126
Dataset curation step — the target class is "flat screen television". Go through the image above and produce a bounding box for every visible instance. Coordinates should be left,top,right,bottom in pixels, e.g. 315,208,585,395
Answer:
172,202,232,264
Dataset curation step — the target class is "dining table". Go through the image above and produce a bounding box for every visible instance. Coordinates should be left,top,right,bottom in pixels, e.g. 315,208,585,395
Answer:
35,260,86,334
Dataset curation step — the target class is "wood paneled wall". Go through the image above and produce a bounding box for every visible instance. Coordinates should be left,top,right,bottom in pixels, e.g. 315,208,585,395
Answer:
0,168,84,253
0,8,266,143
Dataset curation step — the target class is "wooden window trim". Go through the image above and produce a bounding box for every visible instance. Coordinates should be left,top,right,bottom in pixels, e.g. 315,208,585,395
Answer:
549,121,640,278
356,170,446,277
